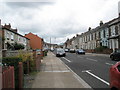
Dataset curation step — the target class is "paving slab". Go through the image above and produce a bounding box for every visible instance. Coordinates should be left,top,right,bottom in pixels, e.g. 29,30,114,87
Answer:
32,51,91,88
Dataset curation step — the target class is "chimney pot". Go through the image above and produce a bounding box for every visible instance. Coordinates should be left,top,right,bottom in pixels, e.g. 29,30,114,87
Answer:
88,27,91,31
100,21,103,26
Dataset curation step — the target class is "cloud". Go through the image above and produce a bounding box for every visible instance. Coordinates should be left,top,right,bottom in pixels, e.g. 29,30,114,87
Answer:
6,2,54,8
0,0,120,44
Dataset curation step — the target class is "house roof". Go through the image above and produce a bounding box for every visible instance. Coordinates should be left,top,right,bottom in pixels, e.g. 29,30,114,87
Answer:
2,26,30,40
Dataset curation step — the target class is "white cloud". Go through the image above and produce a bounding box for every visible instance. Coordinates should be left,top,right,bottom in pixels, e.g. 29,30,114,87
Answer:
0,0,120,44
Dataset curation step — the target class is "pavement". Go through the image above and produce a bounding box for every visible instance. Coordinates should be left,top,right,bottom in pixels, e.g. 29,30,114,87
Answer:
32,51,91,88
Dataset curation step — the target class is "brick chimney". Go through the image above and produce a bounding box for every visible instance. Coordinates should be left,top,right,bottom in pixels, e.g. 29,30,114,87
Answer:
4,23,11,29
76,34,79,37
100,21,103,26
88,27,91,31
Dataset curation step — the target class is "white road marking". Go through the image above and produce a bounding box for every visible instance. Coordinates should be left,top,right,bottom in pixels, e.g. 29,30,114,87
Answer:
60,62,92,88
62,57,71,62
82,70,110,86
86,58,98,62
105,63,113,66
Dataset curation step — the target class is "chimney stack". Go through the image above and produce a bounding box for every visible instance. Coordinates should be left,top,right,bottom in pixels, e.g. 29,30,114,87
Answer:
88,27,91,31
76,34,79,37
100,21,103,26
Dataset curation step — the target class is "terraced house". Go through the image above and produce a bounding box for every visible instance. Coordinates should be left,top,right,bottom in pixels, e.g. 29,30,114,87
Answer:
108,17,120,50
64,17,120,52
1,21,30,50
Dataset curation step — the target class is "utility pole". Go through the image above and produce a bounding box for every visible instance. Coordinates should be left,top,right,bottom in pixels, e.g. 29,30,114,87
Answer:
50,37,51,50
55,37,56,44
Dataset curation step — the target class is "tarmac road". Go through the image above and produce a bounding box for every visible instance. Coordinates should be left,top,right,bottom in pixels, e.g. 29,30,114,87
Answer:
59,52,118,88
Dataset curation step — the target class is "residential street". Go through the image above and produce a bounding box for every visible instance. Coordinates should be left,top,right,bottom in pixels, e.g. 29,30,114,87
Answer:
59,52,118,88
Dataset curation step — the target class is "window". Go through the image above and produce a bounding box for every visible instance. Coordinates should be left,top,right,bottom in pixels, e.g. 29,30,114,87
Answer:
91,34,93,40
7,32,9,40
103,30,105,38
18,36,21,41
24,38,26,43
95,33,96,39
111,26,115,36
115,26,118,35
11,33,14,41
109,28,111,36
99,32,101,38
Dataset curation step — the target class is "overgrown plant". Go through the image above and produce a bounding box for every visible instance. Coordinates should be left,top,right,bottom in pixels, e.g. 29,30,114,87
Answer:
17,50,35,73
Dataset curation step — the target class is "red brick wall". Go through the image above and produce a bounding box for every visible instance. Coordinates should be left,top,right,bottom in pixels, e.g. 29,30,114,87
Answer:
25,33,43,50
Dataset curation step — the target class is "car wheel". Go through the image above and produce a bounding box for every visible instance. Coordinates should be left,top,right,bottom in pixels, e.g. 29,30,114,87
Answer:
111,55,114,60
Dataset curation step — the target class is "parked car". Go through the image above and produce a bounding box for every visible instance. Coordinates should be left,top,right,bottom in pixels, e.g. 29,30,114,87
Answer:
69,49,75,53
110,49,120,61
50,48,54,52
65,48,69,52
76,49,85,54
110,62,120,90
56,48,66,57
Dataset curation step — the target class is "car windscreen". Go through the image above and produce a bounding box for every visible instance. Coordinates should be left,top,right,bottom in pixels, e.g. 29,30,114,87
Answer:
57,49,64,53
78,49,84,51
116,49,120,53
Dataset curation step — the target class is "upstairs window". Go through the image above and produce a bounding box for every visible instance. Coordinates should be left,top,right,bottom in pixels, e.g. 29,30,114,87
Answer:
109,28,111,36
11,33,14,41
103,30,105,38
115,26,118,35
7,32,9,40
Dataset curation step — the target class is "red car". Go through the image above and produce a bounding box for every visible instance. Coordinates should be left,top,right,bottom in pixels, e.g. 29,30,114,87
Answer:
110,62,120,90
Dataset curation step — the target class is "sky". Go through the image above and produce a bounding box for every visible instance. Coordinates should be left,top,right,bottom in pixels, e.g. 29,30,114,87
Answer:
0,0,120,44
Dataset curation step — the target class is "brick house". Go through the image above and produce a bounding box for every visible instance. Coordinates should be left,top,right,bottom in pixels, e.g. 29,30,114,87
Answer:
25,32,43,50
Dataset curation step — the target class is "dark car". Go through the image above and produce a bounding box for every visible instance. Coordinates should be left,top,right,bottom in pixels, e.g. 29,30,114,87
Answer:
76,49,85,54
56,48,66,57
69,49,75,53
110,49,120,61
110,62,120,90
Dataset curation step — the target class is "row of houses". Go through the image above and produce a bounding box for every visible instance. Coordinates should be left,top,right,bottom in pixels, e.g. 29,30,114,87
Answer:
0,19,58,53
0,20,41,52
64,16,120,52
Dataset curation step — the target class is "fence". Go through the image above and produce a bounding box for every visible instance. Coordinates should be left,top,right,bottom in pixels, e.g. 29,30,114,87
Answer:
2,62,24,88
2,50,42,88
2,66,15,88
18,62,23,88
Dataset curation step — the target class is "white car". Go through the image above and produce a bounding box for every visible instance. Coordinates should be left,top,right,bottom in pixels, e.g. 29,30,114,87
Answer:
56,48,66,57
